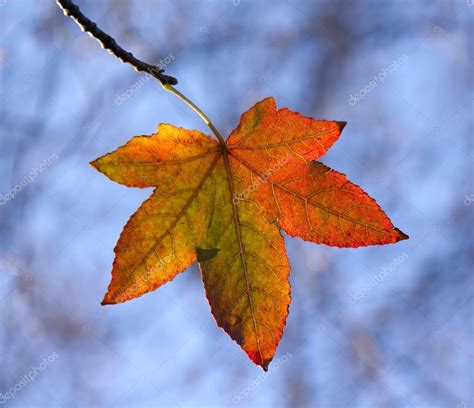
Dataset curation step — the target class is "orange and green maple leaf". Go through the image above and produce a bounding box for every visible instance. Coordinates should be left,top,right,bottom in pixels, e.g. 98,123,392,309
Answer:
91,97,408,370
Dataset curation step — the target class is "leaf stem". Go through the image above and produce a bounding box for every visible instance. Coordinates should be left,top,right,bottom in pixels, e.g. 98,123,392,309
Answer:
163,84,226,146
56,0,226,146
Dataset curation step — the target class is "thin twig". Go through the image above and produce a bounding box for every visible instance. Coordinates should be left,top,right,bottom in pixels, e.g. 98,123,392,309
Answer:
55,0,228,146
55,0,178,85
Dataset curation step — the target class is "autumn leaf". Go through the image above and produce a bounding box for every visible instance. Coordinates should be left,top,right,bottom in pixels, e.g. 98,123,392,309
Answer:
91,97,407,370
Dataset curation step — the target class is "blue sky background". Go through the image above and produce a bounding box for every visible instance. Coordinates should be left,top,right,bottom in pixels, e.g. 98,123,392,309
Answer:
0,1,472,407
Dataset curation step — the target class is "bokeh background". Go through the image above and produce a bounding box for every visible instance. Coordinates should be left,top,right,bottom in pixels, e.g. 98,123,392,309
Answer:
1,1,473,407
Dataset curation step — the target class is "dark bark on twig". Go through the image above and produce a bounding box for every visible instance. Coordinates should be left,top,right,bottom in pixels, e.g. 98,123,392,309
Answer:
55,0,178,85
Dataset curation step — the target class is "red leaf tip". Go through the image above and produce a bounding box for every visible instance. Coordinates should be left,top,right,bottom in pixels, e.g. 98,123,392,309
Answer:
336,121,347,132
101,294,117,306
394,227,409,241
